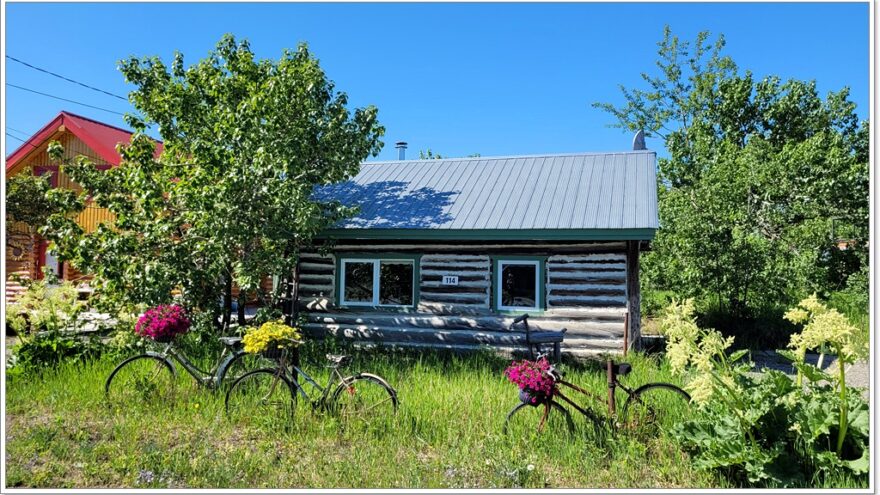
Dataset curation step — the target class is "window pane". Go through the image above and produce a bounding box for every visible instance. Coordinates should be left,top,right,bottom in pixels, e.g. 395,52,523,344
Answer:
380,261,414,305
501,263,537,308
344,262,374,303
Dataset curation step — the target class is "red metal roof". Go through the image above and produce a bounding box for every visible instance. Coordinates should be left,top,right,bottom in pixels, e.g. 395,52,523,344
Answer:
5,111,163,171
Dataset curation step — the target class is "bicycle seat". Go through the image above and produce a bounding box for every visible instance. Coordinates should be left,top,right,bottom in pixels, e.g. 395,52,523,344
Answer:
326,354,351,367
614,363,632,376
219,336,242,347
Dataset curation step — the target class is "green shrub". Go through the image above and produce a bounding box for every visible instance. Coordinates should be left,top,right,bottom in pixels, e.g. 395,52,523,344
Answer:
660,299,869,487
9,333,104,374
5,276,84,335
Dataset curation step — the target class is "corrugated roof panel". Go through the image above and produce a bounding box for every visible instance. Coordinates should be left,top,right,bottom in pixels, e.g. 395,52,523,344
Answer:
319,150,659,234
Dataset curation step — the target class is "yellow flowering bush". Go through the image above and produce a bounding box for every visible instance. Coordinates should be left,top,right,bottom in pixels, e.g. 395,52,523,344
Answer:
784,294,867,365
783,294,868,457
662,297,869,485
659,299,737,405
242,320,303,355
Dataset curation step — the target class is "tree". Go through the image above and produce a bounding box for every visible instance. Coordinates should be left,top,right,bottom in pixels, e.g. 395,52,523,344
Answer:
45,35,385,328
419,149,444,160
418,150,481,159
6,169,78,234
595,27,869,317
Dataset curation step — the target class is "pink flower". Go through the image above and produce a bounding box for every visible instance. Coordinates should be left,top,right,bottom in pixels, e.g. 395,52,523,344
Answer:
503,357,555,398
135,304,191,342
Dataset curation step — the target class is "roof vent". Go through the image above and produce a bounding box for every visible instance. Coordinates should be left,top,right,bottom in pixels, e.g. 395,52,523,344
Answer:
632,130,646,151
395,141,408,160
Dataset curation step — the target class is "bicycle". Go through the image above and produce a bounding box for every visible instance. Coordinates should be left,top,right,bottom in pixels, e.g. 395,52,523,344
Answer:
503,353,690,437
225,343,399,425
105,333,270,405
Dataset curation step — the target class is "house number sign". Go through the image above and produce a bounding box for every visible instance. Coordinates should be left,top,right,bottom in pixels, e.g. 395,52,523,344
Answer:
441,275,459,285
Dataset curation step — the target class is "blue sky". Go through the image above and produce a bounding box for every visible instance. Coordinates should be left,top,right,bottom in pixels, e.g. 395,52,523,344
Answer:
3,2,870,161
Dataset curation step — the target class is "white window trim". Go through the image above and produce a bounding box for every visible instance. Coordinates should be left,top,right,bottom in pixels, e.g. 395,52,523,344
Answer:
340,258,415,307
496,259,541,311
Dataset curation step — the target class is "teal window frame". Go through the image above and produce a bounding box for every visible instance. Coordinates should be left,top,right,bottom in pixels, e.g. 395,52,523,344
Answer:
335,253,421,308
491,256,547,314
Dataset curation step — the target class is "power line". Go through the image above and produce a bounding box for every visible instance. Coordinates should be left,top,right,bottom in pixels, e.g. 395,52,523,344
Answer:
6,126,31,137
7,55,128,101
5,132,39,149
7,83,127,116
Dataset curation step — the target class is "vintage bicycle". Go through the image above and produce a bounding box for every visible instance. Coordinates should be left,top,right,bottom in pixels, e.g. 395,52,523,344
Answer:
503,353,691,437
105,333,269,405
225,341,398,424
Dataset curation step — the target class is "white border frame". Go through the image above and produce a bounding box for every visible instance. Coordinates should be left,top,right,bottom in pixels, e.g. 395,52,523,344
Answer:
339,258,415,307
496,259,541,311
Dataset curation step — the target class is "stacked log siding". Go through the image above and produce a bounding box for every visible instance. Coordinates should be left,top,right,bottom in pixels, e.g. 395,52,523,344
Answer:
299,240,631,358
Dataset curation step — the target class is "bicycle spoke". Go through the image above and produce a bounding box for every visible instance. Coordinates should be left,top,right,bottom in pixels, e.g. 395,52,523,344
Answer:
106,356,175,407
330,376,397,425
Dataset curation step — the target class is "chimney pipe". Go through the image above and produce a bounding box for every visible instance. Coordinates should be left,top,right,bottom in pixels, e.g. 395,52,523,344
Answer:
632,130,646,151
395,141,408,160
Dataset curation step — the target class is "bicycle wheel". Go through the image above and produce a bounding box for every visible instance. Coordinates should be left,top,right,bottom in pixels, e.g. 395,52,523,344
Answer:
105,354,176,407
219,352,276,386
329,373,398,425
621,383,691,436
225,369,295,420
503,400,576,436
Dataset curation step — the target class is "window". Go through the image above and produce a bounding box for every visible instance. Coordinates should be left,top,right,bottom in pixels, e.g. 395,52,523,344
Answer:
340,258,416,307
495,259,542,311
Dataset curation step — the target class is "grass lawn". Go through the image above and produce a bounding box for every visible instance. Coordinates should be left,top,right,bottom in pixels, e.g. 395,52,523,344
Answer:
6,345,721,489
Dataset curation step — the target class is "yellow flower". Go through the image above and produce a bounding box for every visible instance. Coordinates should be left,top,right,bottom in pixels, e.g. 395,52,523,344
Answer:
242,320,304,354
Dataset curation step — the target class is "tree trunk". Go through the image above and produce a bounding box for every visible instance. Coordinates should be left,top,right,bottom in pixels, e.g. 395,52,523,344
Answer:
221,269,233,330
237,290,247,327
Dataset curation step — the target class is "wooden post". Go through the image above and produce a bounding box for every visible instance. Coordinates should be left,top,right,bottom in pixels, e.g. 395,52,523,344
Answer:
625,240,642,352
606,359,616,416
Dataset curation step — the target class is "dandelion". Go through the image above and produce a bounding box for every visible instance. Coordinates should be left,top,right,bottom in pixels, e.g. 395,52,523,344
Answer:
526,464,535,472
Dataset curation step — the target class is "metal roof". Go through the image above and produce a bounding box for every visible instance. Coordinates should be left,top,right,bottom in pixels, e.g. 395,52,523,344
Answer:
315,150,659,240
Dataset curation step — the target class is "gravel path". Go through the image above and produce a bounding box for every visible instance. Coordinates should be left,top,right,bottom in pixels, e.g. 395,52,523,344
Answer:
751,350,870,398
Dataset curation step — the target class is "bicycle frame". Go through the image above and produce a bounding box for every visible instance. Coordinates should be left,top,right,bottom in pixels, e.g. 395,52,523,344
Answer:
152,342,244,389
271,354,349,408
542,363,640,429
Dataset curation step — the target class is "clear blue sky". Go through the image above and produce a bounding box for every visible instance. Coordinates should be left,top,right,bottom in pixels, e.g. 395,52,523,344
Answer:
3,2,870,161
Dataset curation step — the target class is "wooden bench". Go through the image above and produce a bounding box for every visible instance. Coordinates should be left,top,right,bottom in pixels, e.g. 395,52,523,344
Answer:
509,314,567,361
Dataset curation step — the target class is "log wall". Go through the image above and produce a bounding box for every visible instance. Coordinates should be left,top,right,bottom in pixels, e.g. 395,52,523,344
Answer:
298,240,636,359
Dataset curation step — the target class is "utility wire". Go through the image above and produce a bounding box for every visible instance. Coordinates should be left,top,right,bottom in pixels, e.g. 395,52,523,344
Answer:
7,55,128,101
7,83,126,116
6,126,31,137
5,132,39,149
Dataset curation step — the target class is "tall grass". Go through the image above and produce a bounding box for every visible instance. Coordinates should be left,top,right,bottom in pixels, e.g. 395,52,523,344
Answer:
7,345,717,488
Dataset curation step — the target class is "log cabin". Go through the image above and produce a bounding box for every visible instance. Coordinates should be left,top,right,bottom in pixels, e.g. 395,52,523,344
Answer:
303,137,658,358
6,111,657,357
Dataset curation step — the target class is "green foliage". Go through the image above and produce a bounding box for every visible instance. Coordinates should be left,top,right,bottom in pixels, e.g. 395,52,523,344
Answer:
6,172,59,230
595,27,869,318
659,299,869,486
8,333,103,374
5,276,85,335
418,150,481,159
44,35,385,323
419,149,444,159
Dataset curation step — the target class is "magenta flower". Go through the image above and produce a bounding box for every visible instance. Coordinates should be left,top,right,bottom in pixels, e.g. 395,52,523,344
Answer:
504,357,555,399
135,304,191,342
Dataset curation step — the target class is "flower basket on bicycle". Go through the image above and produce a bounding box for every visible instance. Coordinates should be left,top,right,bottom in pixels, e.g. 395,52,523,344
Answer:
505,357,555,406
519,388,549,407
134,304,191,343
242,320,303,359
